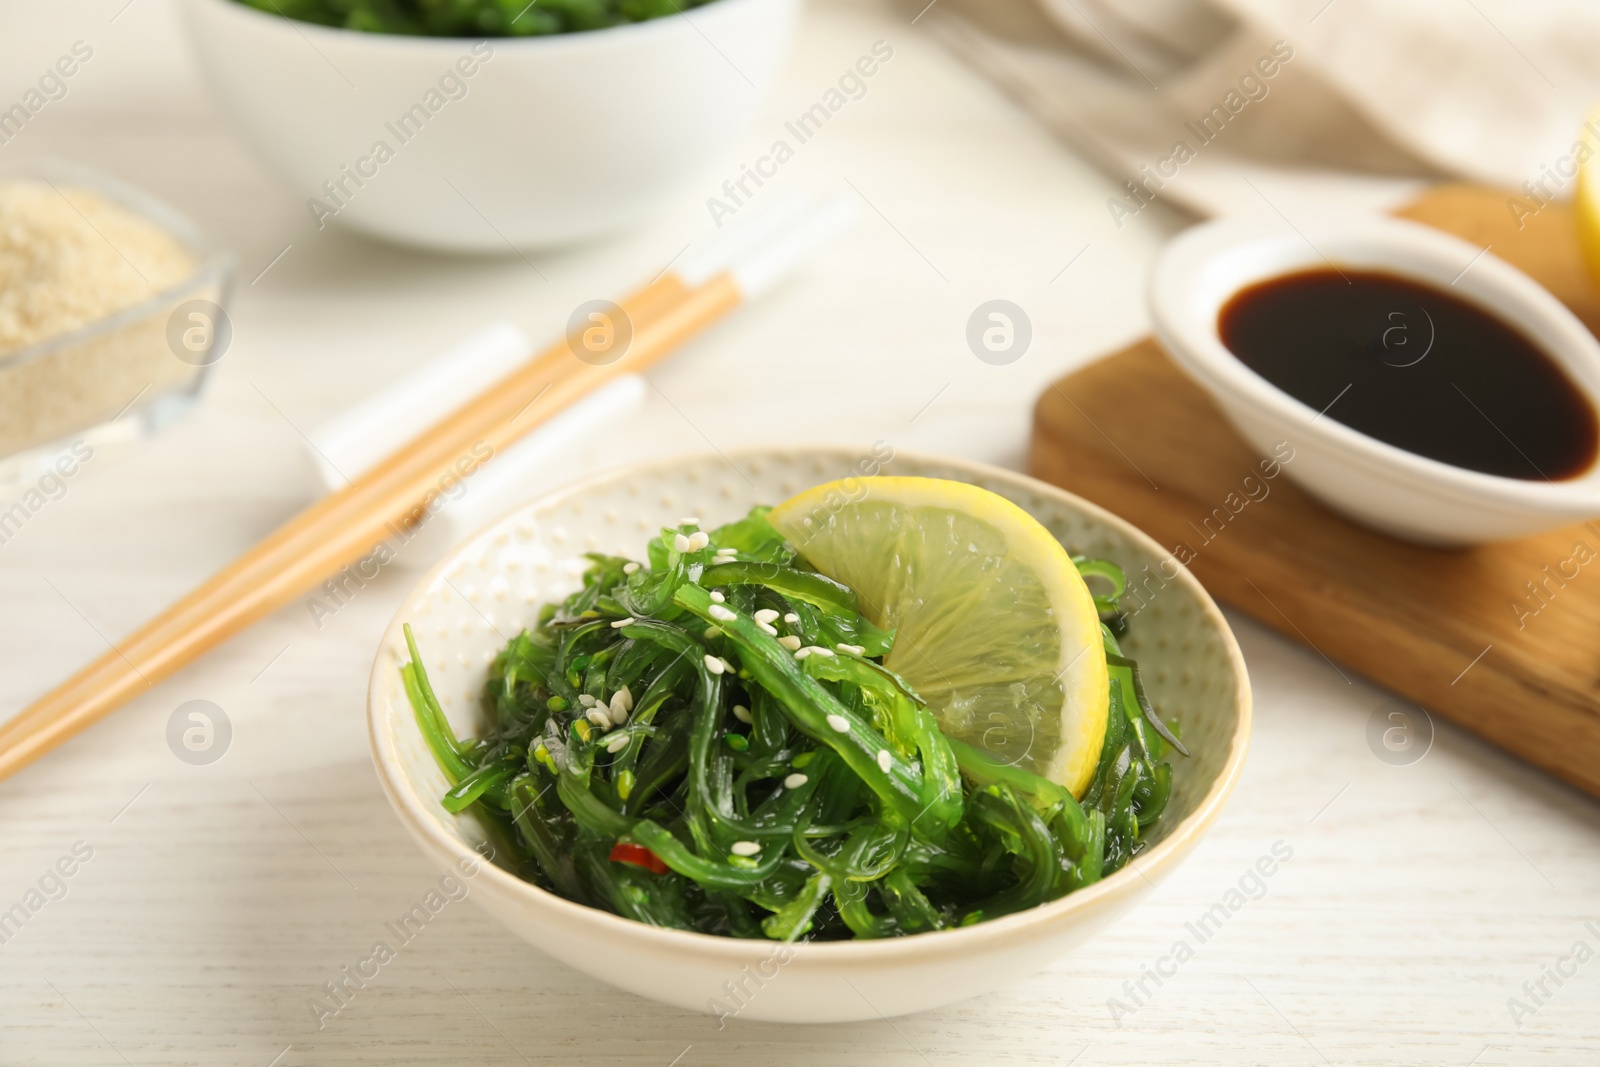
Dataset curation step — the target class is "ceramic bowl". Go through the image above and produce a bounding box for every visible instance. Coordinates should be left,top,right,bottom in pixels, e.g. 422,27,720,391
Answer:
179,0,797,251
1150,213,1600,546
366,447,1251,1022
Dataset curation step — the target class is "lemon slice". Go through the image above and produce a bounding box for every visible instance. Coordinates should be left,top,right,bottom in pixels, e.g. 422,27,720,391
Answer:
768,477,1109,797
1577,108,1600,291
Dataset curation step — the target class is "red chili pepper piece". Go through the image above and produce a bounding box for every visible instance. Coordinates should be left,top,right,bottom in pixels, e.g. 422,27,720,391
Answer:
609,842,668,875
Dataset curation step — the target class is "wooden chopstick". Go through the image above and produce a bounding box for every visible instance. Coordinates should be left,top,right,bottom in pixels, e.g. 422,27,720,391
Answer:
0,269,743,780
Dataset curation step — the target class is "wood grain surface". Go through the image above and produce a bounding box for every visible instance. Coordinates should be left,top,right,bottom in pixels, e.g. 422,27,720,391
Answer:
1031,185,1600,797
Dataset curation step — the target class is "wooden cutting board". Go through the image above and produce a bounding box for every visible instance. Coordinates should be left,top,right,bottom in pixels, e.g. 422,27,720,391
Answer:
1030,185,1600,798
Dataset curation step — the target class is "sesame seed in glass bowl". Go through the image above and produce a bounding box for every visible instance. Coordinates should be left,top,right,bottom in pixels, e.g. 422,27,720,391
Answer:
0,158,233,484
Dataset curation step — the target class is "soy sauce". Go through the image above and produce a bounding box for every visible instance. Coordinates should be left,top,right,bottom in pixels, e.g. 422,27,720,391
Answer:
1218,268,1599,480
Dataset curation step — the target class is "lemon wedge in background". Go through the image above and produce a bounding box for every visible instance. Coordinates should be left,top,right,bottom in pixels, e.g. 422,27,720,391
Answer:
768,477,1109,797
1575,107,1600,290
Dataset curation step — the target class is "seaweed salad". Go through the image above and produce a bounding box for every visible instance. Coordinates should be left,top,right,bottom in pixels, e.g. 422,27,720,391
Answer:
401,480,1185,941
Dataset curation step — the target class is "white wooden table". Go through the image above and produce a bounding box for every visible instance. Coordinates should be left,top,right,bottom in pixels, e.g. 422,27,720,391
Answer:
2,1,1597,1063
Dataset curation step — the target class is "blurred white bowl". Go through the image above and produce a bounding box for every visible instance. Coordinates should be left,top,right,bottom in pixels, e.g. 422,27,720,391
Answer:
366,447,1251,1022
179,0,798,251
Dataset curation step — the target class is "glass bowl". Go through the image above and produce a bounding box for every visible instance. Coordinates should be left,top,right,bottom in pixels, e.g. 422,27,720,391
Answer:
0,158,235,482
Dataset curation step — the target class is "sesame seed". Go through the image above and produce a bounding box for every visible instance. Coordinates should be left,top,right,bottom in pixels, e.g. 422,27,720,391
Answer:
730,841,760,857
704,654,725,675
615,685,634,713
777,635,802,650
673,533,691,553
606,736,630,754
783,773,808,789
826,714,850,733
794,647,811,660
836,643,865,655
721,658,736,673
806,646,836,658
623,561,641,574
710,590,725,603
783,613,799,624
578,694,597,707
687,531,710,552
753,608,779,624
611,617,635,629
732,704,753,723
608,692,630,723
681,516,701,526
709,605,737,622
585,708,613,729
877,749,892,772
757,621,778,636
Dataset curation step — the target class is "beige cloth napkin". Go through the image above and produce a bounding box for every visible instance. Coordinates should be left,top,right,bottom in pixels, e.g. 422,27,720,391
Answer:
930,0,1600,220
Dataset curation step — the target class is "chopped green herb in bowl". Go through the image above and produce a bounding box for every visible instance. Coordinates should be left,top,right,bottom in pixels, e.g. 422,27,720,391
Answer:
230,0,721,36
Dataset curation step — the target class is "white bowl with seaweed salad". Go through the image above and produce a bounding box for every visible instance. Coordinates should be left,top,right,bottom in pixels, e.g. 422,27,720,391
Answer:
367,448,1250,1021
179,0,798,251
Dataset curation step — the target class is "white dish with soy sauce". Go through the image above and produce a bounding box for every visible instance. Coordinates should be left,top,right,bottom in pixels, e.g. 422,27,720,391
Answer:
1150,213,1600,545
